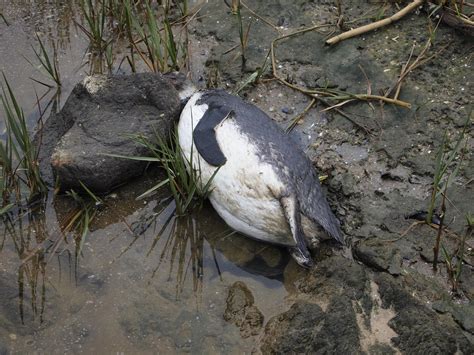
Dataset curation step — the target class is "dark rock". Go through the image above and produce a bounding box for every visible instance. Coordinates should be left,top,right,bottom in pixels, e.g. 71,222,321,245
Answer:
223,281,264,338
375,273,473,354
432,300,474,335
354,239,402,275
39,73,181,193
263,254,474,354
261,301,325,354
261,256,369,353
311,296,362,354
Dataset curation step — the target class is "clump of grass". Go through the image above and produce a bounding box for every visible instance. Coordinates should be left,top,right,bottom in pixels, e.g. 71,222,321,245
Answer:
107,127,218,216
126,0,186,73
26,33,61,88
234,50,270,94
441,214,473,293
0,73,46,203
77,0,109,74
427,113,470,271
63,182,103,258
2,205,49,323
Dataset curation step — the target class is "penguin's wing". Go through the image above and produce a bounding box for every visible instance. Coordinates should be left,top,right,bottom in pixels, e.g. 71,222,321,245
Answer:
193,106,232,167
280,195,313,268
300,171,345,245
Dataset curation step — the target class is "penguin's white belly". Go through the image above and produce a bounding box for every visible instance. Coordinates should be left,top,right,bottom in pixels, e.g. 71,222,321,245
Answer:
178,93,294,246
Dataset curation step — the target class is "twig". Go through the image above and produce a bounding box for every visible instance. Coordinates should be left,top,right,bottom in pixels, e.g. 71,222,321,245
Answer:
386,27,448,100
240,0,281,34
326,0,425,45
286,98,316,132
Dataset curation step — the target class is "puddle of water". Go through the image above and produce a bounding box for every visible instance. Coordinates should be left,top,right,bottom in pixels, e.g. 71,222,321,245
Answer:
1,170,290,353
0,1,89,136
0,2,291,352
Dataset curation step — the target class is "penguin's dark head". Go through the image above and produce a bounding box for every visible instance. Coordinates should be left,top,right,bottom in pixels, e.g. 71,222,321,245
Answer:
163,72,197,108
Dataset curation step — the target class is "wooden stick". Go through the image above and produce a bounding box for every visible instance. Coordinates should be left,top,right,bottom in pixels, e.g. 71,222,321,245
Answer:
326,0,425,45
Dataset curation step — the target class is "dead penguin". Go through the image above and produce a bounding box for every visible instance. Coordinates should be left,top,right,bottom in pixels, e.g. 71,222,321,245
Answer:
177,89,344,267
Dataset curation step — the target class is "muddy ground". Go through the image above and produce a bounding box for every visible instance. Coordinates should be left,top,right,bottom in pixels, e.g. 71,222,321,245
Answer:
189,0,474,352
1,0,473,353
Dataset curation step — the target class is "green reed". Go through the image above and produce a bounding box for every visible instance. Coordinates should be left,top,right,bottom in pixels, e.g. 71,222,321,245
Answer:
0,74,46,203
126,0,184,73
26,33,62,88
427,112,470,274
64,182,103,258
77,0,109,74
107,126,218,216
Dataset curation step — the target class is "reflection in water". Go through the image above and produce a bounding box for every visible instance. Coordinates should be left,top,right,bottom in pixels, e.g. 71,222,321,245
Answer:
117,198,289,298
2,199,50,324
3,0,79,48
1,184,289,352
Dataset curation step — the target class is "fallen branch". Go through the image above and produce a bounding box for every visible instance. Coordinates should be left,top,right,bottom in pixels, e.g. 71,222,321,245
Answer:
326,0,425,45
320,93,412,108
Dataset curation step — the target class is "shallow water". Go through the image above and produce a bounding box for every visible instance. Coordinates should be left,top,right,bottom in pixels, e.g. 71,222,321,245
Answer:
0,2,292,353
1,179,290,353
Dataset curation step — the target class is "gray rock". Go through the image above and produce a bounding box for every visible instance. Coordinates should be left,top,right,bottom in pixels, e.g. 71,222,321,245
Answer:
40,73,181,193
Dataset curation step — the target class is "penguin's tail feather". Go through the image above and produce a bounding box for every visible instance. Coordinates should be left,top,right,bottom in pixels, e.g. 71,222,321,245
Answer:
314,205,345,245
300,176,345,246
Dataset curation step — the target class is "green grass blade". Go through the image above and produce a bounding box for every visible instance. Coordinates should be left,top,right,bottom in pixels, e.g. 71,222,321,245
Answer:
136,178,170,200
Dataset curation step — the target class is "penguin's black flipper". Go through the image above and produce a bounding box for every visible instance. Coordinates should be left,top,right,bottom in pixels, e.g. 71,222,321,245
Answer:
193,106,232,167
281,195,313,268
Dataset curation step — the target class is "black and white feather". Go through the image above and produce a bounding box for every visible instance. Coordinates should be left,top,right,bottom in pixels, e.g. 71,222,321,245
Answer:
178,89,344,267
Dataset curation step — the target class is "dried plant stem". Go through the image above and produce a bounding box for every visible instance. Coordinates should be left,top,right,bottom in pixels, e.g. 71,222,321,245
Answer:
322,93,411,108
326,0,425,45
286,98,316,132
386,36,448,100
240,0,281,34
270,24,411,113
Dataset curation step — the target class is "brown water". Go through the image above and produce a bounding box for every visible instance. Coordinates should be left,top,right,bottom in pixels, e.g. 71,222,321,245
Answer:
0,2,291,353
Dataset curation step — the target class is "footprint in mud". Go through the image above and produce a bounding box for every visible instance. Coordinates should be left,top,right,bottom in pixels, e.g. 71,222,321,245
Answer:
223,281,264,338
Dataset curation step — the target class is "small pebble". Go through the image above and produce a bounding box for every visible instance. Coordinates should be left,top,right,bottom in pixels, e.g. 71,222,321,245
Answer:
281,107,293,114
